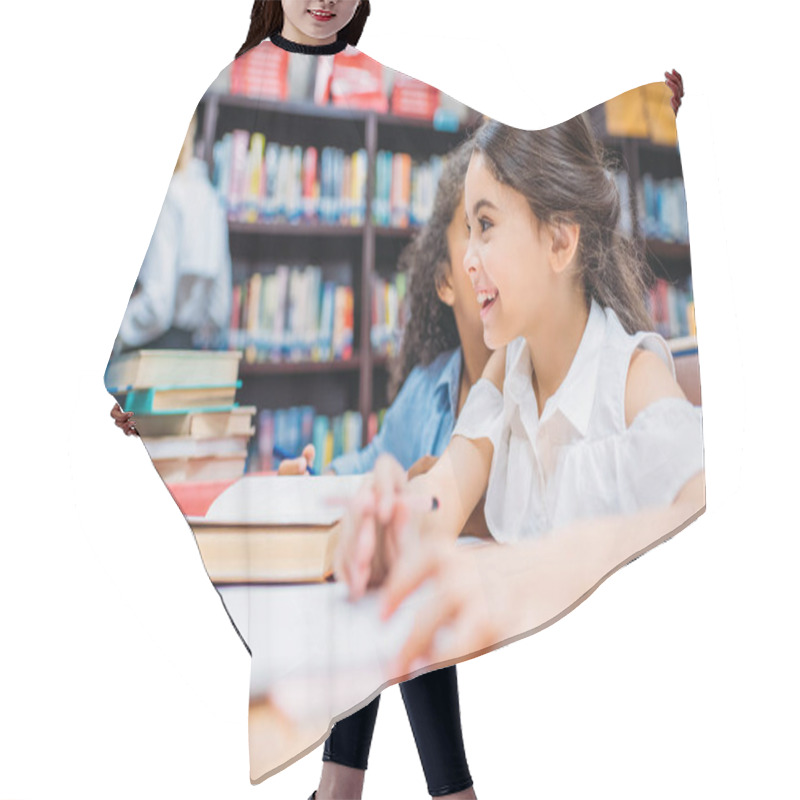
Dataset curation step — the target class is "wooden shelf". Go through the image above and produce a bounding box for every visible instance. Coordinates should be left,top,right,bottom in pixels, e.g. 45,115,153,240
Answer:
227,221,421,239
374,226,420,239
645,238,690,261
240,357,361,377
206,90,476,136
228,220,364,237
600,133,680,155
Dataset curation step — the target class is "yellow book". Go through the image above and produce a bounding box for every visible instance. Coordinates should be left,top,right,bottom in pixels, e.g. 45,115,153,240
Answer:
604,82,677,146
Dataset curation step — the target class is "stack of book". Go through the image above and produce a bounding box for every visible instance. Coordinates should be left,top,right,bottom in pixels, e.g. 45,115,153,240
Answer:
188,474,367,583
105,349,255,483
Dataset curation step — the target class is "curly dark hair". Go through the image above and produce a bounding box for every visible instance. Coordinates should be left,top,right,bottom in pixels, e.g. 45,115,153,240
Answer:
236,1,371,59
388,138,474,401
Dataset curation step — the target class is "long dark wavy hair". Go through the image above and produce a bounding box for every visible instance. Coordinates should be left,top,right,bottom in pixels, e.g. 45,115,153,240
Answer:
472,115,654,335
388,139,474,401
236,1,371,59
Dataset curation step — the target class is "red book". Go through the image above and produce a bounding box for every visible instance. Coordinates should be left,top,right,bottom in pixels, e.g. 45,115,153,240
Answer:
367,412,378,444
343,287,354,360
231,41,289,100
327,49,388,112
391,73,440,120
167,471,274,517
302,147,318,222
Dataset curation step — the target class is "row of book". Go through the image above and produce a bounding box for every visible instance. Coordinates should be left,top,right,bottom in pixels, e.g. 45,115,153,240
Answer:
211,130,445,229
213,133,368,226
219,42,469,127
647,276,696,340
228,265,354,364
638,174,689,244
252,405,385,474
104,349,255,484
371,271,408,357
373,150,444,228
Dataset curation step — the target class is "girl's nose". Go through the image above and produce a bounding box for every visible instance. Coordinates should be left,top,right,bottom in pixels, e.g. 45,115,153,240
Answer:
463,239,479,277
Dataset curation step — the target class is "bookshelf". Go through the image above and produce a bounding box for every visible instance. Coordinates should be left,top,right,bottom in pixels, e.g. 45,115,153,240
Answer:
194,81,695,458
195,86,476,458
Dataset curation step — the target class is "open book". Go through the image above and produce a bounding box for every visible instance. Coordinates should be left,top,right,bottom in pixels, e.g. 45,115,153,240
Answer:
219,581,436,726
187,474,369,583
218,536,491,725
194,473,368,527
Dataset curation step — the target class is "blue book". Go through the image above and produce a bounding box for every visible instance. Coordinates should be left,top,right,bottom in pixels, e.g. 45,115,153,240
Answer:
124,382,242,415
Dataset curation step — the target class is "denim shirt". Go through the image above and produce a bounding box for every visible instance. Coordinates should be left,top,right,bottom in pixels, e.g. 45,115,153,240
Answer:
329,347,462,475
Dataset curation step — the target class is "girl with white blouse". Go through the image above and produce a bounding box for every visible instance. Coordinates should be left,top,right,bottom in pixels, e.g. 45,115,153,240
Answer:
336,110,705,675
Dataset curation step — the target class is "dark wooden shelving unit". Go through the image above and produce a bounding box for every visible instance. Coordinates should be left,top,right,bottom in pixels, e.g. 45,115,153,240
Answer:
199,91,692,447
197,89,479,445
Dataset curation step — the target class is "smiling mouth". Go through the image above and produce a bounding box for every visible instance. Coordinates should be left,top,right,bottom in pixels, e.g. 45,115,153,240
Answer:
476,289,498,316
308,9,336,21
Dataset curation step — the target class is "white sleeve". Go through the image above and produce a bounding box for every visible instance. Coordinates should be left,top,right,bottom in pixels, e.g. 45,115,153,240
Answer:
452,378,505,452
117,192,180,348
617,397,705,511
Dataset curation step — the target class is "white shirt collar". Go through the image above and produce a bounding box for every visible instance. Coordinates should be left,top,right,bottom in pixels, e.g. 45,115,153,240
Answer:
505,298,607,437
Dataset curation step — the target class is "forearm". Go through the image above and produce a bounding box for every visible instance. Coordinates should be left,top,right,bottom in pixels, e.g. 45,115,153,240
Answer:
407,437,492,546
495,481,705,641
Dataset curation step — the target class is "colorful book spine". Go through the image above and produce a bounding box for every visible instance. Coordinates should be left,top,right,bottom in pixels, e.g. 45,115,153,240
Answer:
647,276,694,339
229,265,354,364
372,150,443,228
371,272,408,356
638,174,689,243
213,130,366,227
257,405,364,472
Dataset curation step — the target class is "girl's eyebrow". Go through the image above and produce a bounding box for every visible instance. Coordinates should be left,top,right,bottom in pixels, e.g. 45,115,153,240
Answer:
470,199,499,216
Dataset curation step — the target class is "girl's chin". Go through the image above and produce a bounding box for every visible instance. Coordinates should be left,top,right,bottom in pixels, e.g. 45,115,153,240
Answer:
483,328,503,350
482,327,505,351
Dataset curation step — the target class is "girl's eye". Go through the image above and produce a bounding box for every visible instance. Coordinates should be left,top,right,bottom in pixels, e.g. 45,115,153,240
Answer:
479,217,492,233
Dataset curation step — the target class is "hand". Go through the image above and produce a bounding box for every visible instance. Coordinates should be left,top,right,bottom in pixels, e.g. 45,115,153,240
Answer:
277,443,315,475
407,454,438,480
665,68,684,116
334,454,421,600
110,402,139,436
379,540,519,675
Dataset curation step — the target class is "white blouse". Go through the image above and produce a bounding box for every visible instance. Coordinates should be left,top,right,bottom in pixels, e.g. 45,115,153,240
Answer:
452,299,704,543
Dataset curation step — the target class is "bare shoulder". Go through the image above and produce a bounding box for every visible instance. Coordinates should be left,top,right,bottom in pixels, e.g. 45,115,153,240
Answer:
624,347,687,427
482,346,506,391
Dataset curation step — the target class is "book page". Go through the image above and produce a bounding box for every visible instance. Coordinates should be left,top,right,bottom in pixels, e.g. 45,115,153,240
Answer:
204,474,368,526
218,579,438,725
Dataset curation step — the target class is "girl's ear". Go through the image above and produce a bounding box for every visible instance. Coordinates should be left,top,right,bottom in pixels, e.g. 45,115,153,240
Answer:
436,270,456,307
549,219,581,274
